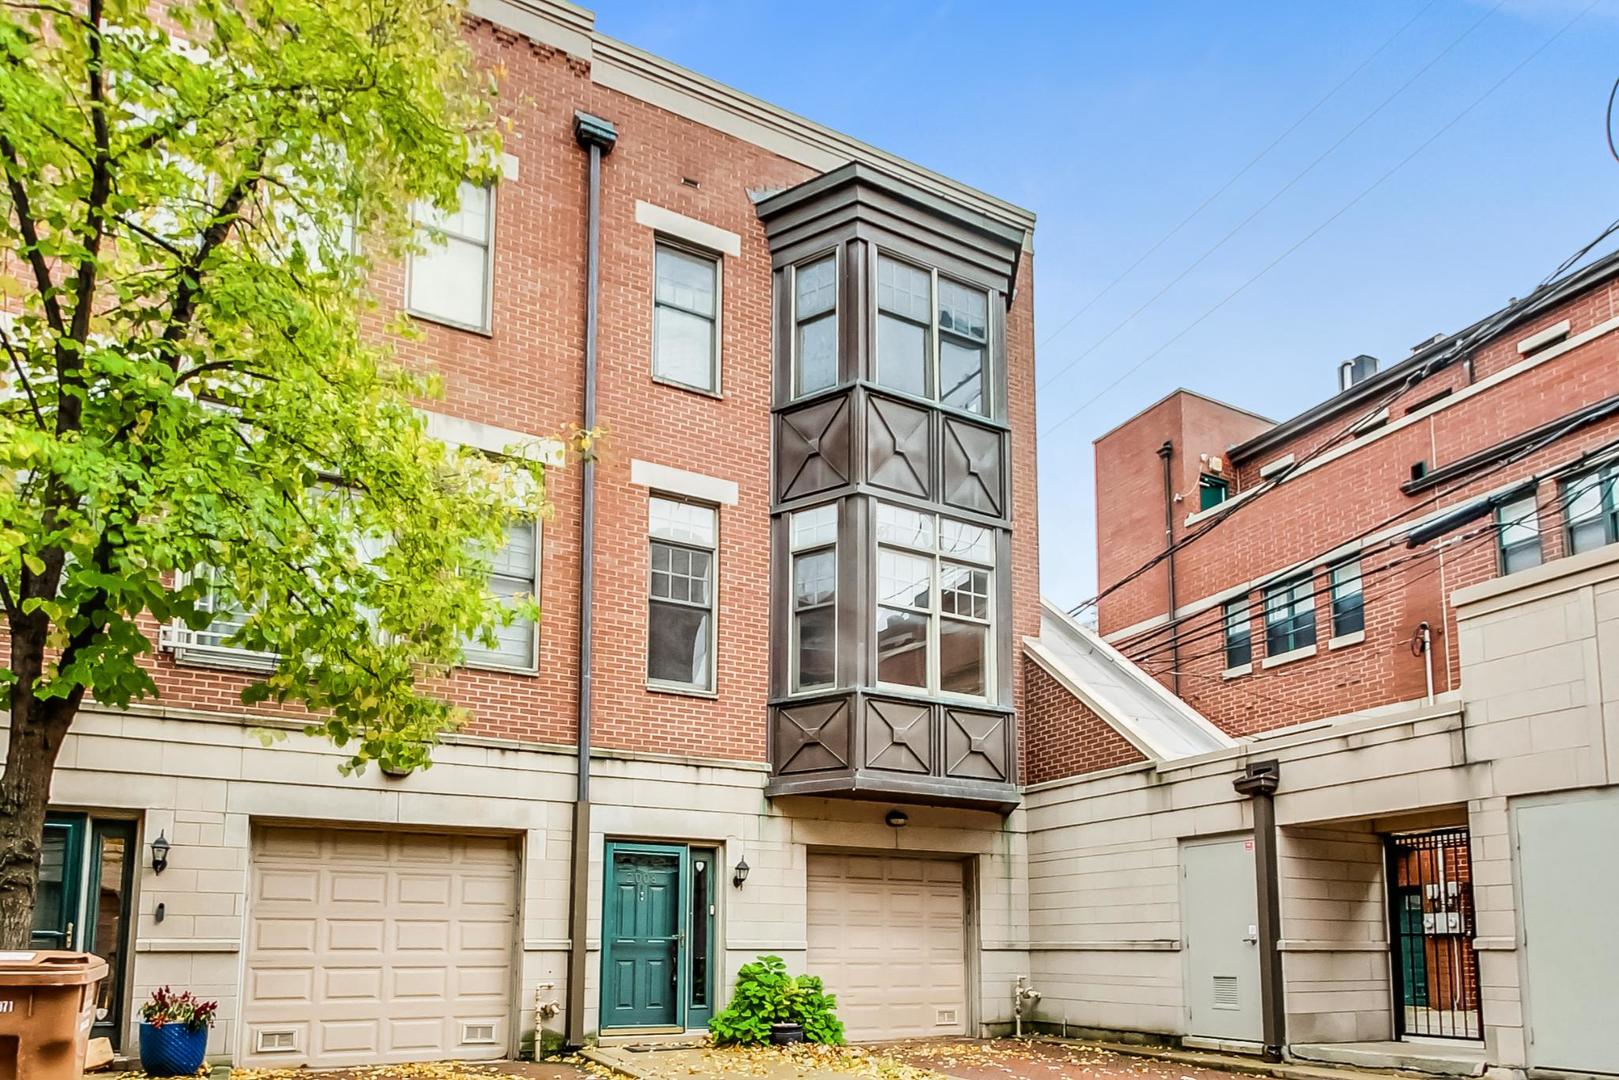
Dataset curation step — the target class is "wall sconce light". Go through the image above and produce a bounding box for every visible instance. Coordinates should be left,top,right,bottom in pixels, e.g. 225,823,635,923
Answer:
732,856,750,889
885,809,909,828
151,830,171,875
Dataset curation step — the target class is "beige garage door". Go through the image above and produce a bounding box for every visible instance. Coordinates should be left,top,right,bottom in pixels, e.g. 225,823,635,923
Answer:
807,853,967,1040
242,826,516,1068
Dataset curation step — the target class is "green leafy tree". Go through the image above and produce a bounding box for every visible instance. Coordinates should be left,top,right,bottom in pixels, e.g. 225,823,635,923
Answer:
0,0,543,946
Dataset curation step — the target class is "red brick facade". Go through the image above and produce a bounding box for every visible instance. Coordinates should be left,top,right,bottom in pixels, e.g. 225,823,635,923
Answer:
1022,661,1144,784
1093,268,1619,738
41,19,1040,766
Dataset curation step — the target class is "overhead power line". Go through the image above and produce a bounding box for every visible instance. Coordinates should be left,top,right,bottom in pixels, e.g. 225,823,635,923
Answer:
1034,0,1440,355
1038,0,1598,438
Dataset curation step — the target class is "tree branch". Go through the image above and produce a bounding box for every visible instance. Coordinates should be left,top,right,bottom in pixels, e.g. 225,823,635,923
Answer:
159,150,267,360
0,325,44,430
0,137,64,337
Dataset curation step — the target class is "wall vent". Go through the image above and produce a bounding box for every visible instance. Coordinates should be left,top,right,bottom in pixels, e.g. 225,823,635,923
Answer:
1212,975,1240,1010
461,1022,498,1045
935,1008,958,1026
255,1029,297,1053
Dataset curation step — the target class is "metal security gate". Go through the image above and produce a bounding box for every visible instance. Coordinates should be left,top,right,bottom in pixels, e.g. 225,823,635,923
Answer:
1386,829,1482,1040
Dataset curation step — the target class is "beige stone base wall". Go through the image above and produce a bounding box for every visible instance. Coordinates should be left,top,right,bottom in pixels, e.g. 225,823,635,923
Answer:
47,705,1030,1061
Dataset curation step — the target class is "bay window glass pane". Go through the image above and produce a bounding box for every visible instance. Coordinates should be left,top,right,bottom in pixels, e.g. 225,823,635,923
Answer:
876,503,934,549
877,550,931,609
648,602,710,688
877,314,928,398
794,550,835,607
796,256,836,318
876,607,928,687
794,606,835,690
940,563,989,619
939,519,993,562
795,315,837,397
940,338,987,415
878,257,931,321
940,618,987,697
791,504,838,550
653,305,716,389
938,279,987,340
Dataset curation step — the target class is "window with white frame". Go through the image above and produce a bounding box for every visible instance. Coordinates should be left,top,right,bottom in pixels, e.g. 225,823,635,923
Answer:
653,242,720,392
407,180,493,331
1496,490,1543,574
648,495,717,690
462,519,540,671
874,502,996,699
792,254,838,398
874,254,991,416
1563,464,1619,556
790,503,837,691
1264,575,1316,657
1328,560,1364,638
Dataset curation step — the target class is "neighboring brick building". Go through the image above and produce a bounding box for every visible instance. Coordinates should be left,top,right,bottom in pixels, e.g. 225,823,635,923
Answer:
35,0,1040,1065
1012,251,1619,1075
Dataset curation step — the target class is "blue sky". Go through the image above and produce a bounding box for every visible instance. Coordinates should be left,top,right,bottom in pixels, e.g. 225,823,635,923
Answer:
594,0,1619,607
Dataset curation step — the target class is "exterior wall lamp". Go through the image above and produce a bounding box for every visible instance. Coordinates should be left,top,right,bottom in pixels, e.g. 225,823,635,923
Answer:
151,830,171,875
885,809,909,828
732,856,749,889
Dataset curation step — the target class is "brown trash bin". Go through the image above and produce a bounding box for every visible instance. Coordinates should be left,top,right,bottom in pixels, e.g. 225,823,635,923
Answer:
0,950,109,1080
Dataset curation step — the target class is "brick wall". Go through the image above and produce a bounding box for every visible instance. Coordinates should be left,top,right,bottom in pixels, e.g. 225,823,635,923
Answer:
1022,660,1143,783
1092,273,1619,738
20,20,1041,766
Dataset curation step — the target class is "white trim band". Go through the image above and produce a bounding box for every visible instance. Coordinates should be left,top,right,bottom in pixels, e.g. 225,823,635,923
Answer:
635,200,742,257
630,459,739,505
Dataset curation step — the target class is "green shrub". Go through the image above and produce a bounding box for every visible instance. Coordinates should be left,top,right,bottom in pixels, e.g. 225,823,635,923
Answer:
709,955,846,1046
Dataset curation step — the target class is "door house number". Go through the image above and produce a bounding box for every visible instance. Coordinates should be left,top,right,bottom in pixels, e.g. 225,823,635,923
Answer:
0,1000,13,1013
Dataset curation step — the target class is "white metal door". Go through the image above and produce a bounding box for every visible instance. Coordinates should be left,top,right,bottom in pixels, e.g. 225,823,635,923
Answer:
1516,789,1619,1074
1181,836,1261,1041
807,853,968,1039
242,826,517,1068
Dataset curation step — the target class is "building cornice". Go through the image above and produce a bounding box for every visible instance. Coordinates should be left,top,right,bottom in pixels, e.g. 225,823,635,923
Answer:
466,0,1036,241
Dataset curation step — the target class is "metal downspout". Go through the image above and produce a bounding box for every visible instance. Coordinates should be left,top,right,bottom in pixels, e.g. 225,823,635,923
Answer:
1158,440,1181,695
566,110,616,1051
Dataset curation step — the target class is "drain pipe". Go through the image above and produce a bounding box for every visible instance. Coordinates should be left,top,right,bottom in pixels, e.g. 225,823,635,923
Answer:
1157,440,1181,695
565,110,616,1051
1419,621,1435,705
1233,760,1285,1062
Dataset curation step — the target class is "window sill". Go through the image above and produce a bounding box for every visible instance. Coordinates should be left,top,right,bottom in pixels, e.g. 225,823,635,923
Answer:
652,374,724,400
1222,663,1252,680
405,308,493,338
167,642,279,674
1327,630,1365,651
1261,643,1317,669
463,659,541,677
646,681,718,700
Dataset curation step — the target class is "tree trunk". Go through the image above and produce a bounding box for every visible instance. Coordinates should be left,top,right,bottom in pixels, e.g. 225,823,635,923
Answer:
0,619,69,949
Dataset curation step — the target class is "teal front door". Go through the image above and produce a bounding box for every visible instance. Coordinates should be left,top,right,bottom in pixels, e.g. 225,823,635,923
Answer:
603,846,683,1029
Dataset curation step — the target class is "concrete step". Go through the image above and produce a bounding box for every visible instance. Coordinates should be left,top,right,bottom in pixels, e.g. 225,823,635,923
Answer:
1289,1041,1486,1078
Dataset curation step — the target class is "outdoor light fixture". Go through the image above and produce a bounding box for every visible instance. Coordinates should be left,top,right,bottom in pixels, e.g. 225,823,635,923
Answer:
732,856,750,889
151,830,171,875
885,809,909,828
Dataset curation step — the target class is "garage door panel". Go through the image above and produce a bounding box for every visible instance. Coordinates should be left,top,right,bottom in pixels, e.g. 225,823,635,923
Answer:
243,827,516,1069
807,853,967,1040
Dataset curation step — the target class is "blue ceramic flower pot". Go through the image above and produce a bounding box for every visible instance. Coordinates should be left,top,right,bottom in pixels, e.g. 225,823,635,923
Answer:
139,1021,209,1077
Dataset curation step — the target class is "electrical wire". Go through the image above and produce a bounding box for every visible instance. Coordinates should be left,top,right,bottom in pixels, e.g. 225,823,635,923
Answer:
1607,73,1619,166
1038,0,1598,436
1034,0,1441,355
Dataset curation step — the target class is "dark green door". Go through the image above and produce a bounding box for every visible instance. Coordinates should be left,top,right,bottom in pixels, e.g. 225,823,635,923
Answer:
30,815,85,950
603,846,682,1028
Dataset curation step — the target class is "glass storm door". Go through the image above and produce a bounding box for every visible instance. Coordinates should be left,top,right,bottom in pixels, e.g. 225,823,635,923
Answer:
29,814,135,1048
602,845,683,1029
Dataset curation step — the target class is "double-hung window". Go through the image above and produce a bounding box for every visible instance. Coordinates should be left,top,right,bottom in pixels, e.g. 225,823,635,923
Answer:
648,495,717,691
790,504,838,691
463,520,540,671
874,503,996,699
408,180,493,332
1223,597,1252,670
1496,491,1543,574
1563,464,1619,555
792,254,838,398
875,254,992,416
653,242,721,392
1328,560,1364,638
1264,576,1316,657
